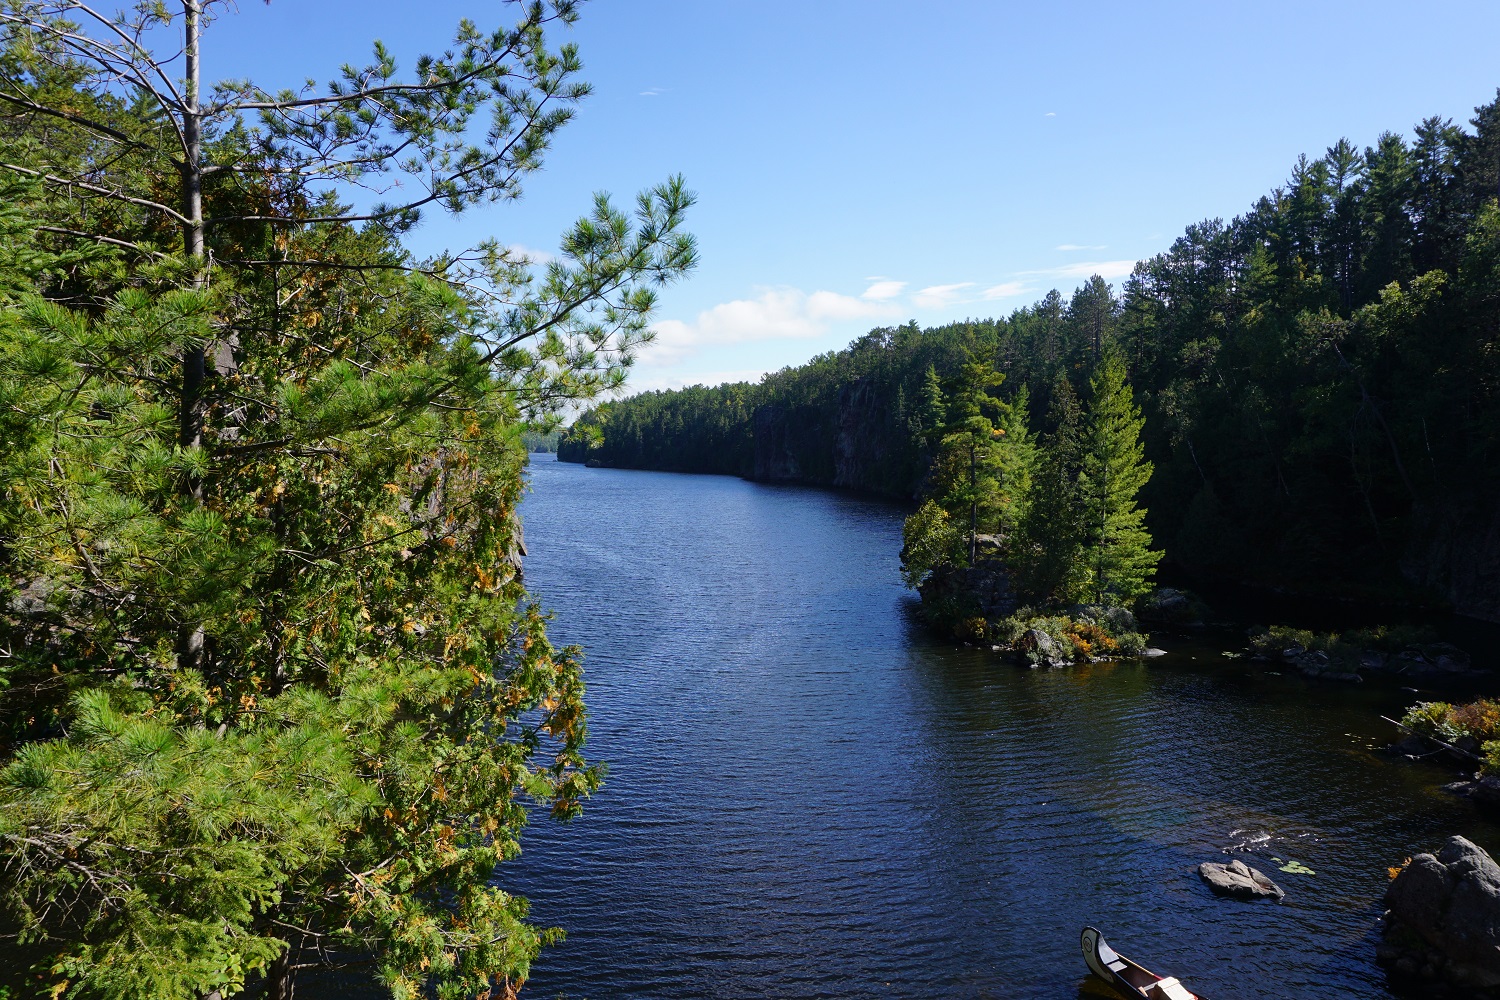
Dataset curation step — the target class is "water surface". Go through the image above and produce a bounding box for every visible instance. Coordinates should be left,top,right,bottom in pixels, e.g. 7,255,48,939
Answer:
510,454,1499,1000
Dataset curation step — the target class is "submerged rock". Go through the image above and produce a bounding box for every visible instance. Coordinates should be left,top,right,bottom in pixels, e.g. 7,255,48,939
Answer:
1197,859,1285,900
1441,777,1500,809
1383,836,1500,990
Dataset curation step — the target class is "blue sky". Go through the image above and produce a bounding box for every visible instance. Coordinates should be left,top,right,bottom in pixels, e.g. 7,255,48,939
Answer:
209,1,1500,394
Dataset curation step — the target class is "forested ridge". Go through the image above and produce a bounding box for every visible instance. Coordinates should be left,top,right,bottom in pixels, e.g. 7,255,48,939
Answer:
563,92,1500,619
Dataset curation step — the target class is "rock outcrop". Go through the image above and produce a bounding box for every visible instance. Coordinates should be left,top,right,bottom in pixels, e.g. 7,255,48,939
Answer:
1136,587,1208,625
917,536,1017,636
1444,776,1500,809
1017,628,1070,668
1197,859,1285,900
1404,498,1500,624
751,404,804,482
1382,836,1500,990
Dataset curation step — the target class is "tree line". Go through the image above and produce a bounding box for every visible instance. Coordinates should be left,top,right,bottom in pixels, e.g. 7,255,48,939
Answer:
564,90,1500,610
0,2,695,997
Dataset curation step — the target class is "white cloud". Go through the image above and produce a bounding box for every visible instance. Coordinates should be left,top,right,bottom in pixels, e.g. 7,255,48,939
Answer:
1054,244,1106,252
640,87,665,97
1045,112,1056,117
1019,259,1138,281
981,281,1030,301
862,279,906,301
913,282,975,309
624,369,769,394
644,287,898,365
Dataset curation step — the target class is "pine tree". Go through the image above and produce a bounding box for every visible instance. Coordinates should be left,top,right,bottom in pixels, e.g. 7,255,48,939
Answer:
1015,374,1087,604
932,353,1033,561
914,363,946,448
1075,351,1162,604
0,3,696,997
903,352,1033,580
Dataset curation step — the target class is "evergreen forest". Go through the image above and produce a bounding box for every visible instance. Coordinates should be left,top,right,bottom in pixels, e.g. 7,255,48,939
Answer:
563,92,1500,618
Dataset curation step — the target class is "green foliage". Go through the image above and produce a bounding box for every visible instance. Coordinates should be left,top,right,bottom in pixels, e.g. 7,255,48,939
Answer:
1075,350,1162,603
1248,623,1437,664
899,500,962,589
1401,699,1500,744
989,607,1147,662
913,364,947,447
1013,375,1088,605
0,2,696,997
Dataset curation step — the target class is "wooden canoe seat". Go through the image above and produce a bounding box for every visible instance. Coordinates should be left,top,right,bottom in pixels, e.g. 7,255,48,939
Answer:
1148,976,1196,1000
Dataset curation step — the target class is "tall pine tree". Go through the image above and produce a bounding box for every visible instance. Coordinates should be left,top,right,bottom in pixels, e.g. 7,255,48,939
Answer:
1075,351,1162,603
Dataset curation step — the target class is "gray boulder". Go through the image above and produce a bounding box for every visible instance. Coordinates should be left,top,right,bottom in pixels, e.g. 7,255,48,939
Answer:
1197,859,1285,900
1383,836,1500,989
1019,628,1070,669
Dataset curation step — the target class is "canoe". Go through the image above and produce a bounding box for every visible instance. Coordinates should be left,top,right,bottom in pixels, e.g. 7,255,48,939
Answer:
1080,926,1199,1000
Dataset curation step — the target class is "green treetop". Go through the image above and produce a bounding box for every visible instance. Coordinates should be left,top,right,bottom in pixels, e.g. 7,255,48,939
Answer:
901,353,1034,582
1075,350,1162,603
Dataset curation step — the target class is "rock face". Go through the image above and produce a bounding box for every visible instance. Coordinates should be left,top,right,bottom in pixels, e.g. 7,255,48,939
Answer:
751,404,804,482
748,378,918,497
831,378,894,491
1403,498,1500,624
1382,836,1500,990
917,541,1017,634
1136,587,1207,625
1197,859,1285,900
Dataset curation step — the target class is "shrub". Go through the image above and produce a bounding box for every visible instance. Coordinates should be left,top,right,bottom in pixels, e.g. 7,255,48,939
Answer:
992,606,1149,662
1401,701,1454,738
1483,741,1500,778
1401,699,1500,743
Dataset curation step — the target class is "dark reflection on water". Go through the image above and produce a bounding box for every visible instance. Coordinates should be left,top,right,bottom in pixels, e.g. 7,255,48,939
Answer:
508,455,1499,1000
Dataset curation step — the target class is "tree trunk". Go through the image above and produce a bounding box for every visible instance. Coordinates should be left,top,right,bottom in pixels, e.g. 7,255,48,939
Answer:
177,0,207,673
267,947,296,1000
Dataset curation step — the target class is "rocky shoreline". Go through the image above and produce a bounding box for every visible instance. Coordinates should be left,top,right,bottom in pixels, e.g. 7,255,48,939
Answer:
1249,627,1484,684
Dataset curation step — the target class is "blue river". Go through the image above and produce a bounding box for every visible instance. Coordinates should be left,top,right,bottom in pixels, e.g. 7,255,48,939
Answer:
505,454,1497,1000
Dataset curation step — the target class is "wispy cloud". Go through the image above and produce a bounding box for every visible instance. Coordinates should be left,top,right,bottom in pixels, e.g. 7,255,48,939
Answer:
639,87,666,97
862,279,906,301
1019,260,1138,281
1045,112,1056,117
981,281,1031,301
913,282,975,309
505,243,556,265
645,288,899,364
1055,244,1106,252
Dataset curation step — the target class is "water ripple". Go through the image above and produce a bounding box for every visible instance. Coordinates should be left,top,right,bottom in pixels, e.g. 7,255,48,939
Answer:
501,457,1497,1000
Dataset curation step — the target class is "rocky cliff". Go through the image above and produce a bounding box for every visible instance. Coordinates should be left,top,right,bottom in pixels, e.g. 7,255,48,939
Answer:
750,378,918,498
